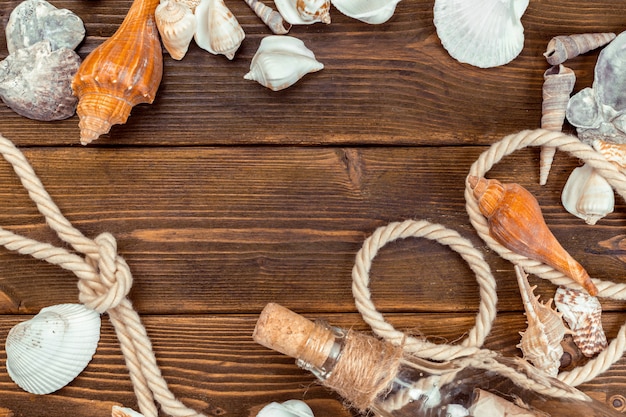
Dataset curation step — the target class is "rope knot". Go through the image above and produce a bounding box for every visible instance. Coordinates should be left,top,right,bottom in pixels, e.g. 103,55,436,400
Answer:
78,232,133,313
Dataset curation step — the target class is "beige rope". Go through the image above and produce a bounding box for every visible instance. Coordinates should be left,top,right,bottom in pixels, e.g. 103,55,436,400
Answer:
0,134,206,417
465,128,626,386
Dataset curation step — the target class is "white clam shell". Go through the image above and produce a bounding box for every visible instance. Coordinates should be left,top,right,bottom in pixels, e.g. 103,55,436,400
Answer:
244,35,324,91
331,0,400,24
561,163,614,225
194,0,245,60
156,0,197,60
433,0,528,68
257,400,314,417
274,0,331,25
6,303,101,394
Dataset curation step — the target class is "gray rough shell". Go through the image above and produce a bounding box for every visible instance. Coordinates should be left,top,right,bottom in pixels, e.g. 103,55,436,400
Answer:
6,0,85,54
0,40,81,121
566,31,626,144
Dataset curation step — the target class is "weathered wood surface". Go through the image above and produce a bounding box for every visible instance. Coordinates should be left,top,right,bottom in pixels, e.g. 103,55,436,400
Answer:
0,0,625,415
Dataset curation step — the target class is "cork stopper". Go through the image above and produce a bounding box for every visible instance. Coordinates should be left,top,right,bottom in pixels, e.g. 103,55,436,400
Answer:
253,303,336,369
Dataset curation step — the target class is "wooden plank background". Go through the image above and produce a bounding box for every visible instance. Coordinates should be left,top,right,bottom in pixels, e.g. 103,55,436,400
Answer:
0,0,626,416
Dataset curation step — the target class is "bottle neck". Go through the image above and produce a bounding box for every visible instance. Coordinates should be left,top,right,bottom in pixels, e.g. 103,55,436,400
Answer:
295,320,347,380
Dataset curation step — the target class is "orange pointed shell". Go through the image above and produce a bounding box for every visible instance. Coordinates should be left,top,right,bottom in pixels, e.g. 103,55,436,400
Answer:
71,0,163,145
468,176,598,296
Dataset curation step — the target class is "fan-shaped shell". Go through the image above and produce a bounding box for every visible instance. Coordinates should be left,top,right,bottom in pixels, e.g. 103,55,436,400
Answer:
194,0,245,60
274,0,331,25
244,35,324,91
330,0,400,24
156,0,196,60
6,0,85,54
257,400,314,417
6,304,101,394
0,40,81,121
555,287,607,357
561,163,614,225
433,0,528,68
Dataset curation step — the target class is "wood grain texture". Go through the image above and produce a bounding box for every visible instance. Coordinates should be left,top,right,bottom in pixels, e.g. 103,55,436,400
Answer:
0,0,626,415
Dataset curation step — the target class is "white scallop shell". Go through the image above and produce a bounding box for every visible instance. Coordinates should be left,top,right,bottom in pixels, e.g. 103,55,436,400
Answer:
194,0,245,60
244,35,324,91
156,0,197,60
5,303,101,394
433,0,529,68
257,400,314,417
554,286,608,357
331,0,400,24
274,0,331,25
561,163,614,225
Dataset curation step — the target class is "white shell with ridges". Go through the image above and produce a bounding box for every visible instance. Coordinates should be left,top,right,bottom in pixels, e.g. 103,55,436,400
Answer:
274,0,331,25
433,0,528,68
194,0,245,59
156,0,197,60
257,400,314,417
331,0,400,24
561,163,614,225
6,303,101,394
244,36,324,91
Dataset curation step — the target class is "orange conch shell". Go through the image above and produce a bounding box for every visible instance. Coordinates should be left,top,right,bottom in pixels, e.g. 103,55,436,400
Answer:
468,176,598,296
71,0,164,145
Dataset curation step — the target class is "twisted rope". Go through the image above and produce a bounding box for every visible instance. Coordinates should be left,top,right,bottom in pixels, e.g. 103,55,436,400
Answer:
0,134,205,417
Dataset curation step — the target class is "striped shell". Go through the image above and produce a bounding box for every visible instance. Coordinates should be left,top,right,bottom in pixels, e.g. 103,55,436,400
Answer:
554,286,608,357
5,304,101,394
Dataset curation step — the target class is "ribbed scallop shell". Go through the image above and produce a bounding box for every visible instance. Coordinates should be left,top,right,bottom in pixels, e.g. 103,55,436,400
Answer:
330,0,400,24
156,0,196,60
274,0,331,25
554,286,608,357
244,35,324,91
433,0,528,68
5,304,101,394
71,0,163,145
194,0,245,60
515,266,567,377
561,163,614,225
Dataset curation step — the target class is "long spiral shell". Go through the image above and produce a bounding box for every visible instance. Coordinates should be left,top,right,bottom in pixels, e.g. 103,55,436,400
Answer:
544,33,616,66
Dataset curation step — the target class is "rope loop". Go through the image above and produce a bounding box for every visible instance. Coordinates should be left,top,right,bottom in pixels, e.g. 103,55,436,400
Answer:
78,232,133,313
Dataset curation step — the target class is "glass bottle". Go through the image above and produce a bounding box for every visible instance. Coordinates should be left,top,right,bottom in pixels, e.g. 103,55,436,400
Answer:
253,303,622,417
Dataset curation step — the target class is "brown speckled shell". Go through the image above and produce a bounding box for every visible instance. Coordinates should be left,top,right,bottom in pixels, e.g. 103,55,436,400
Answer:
468,176,598,296
71,0,163,145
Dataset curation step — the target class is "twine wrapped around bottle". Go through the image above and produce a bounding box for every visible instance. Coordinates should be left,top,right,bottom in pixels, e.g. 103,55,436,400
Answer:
0,133,206,417
351,129,626,408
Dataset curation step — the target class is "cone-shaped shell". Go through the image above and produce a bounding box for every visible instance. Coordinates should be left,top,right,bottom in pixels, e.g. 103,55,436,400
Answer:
468,176,598,296
194,0,245,59
6,304,101,394
244,35,324,91
71,0,163,145
433,0,528,68
274,0,331,25
561,163,614,225
544,33,616,66
331,0,400,24
156,0,196,60
243,0,291,35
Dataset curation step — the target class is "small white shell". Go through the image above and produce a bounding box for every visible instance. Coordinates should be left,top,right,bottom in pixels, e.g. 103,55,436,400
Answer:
561,163,614,225
257,400,314,417
330,0,400,24
112,406,145,417
244,35,324,91
555,286,608,357
6,303,101,394
156,0,197,60
194,0,245,60
274,0,331,25
433,0,528,68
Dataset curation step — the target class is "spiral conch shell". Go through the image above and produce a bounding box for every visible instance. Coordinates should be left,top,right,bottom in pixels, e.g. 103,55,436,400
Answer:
244,0,291,35
6,304,101,394
71,0,163,145
554,286,608,357
244,35,324,91
156,0,196,60
561,163,614,225
544,33,617,66
194,0,245,59
468,176,598,296
274,0,331,25
515,266,567,377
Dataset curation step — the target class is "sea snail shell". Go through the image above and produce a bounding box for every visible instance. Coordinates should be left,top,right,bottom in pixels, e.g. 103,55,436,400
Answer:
156,0,197,60
468,176,598,296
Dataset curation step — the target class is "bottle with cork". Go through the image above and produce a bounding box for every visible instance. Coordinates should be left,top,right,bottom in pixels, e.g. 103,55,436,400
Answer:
253,303,622,417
